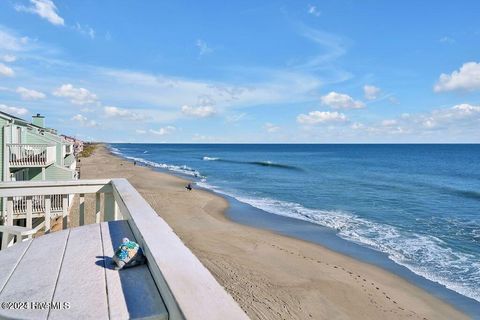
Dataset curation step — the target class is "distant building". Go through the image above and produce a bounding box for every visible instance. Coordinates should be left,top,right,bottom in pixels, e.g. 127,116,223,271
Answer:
0,111,78,220
1,112,78,182
61,134,84,157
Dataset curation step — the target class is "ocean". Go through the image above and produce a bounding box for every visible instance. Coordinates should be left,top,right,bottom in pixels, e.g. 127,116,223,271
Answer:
109,143,480,314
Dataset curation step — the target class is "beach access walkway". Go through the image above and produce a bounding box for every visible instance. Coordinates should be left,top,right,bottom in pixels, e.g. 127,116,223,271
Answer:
0,179,248,320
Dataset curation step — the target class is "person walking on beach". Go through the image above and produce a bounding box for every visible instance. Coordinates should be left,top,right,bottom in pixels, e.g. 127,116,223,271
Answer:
185,183,192,191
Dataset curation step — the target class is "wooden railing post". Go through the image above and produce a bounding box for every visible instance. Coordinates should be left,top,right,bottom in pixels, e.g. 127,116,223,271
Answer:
95,193,101,223
1,198,14,250
26,196,32,229
45,195,51,234
104,193,115,221
79,193,85,226
62,195,68,229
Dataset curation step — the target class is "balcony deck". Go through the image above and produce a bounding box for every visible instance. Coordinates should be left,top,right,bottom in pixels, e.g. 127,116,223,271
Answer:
7,143,56,168
0,220,167,320
0,179,248,320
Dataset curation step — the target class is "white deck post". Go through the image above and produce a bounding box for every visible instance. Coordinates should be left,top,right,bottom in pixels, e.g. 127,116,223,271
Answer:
62,195,69,229
26,196,32,229
95,193,101,223
1,198,14,250
44,195,51,234
79,194,85,226
104,193,115,221
114,202,121,220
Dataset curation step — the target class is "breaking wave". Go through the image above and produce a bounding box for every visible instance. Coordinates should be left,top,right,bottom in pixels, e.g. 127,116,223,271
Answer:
197,180,480,303
126,155,202,178
202,156,302,171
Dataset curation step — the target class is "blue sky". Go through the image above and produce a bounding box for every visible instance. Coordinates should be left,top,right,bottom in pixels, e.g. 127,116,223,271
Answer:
0,0,479,143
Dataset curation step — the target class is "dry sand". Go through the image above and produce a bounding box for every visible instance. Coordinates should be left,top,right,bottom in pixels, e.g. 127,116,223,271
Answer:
77,144,468,320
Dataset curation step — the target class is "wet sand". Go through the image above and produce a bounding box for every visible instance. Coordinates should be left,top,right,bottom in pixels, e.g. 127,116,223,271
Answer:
78,144,468,320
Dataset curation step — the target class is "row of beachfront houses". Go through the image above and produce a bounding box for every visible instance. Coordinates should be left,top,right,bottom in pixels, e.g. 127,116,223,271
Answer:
0,110,83,244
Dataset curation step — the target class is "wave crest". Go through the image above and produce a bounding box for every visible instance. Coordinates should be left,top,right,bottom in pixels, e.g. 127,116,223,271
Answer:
202,156,302,170
196,180,480,303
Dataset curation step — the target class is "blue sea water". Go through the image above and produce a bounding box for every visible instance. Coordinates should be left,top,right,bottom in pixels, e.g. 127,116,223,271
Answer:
109,144,480,309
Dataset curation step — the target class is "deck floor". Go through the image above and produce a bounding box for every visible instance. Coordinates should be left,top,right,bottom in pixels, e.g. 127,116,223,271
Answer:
0,220,168,320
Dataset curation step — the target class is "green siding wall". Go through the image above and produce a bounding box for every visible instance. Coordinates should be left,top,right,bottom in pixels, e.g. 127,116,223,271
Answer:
29,167,43,181
25,131,50,144
45,165,73,180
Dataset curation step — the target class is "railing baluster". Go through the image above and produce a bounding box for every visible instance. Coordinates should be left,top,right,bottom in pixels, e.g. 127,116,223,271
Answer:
79,193,85,226
45,195,51,234
26,196,33,229
7,144,55,166
62,195,68,229
1,198,14,250
95,193,101,223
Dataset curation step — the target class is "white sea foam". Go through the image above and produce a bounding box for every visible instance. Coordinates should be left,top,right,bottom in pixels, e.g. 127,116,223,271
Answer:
196,180,480,302
203,156,219,161
125,156,203,178
109,147,121,155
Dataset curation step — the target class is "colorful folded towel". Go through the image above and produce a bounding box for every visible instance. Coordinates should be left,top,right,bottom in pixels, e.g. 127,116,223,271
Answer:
112,237,146,270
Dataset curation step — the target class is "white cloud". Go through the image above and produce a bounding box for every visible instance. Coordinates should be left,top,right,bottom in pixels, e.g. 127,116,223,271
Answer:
439,36,455,44
297,111,347,125
434,62,480,92
296,25,349,77
149,126,176,136
0,104,28,116
196,39,213,56
226,113,246,123
71,114,97,127
75,23,95,39
363,85,381,100
16,86,46,100
355,103,480,137
15,0,64,26
308,5,321,16
0,63,14,77
71,114,86,122
0,29,28,51
53,84,98,105
264,122,280,133
181,105,216,118
389,96,400,105
381,119,397,127
451,103,480,114
351,122,364,130
103,106,145,120
1,55,16,62
320,91,364,109
99,63,323,111
135,129,146,134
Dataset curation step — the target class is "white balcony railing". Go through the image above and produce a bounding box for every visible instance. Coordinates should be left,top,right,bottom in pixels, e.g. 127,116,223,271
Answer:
11,194,65,216
7,143,56,167
0,179,247,320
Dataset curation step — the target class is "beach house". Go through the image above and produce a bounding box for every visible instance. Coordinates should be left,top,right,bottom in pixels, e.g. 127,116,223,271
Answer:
0,111,79,240
1,112,77,183
61,134,84,157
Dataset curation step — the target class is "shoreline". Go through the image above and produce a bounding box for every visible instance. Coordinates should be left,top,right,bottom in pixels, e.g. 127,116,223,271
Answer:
79,144,470,320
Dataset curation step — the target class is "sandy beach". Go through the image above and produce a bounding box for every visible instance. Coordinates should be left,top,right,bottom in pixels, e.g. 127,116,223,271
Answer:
77,144,468,320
